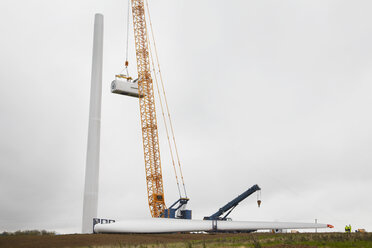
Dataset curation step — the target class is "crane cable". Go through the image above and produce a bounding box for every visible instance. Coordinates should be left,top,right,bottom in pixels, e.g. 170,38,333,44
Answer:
145,0,188,198
124,0,130,76
123,0,183,199
143,0,182,198
147,34,182,198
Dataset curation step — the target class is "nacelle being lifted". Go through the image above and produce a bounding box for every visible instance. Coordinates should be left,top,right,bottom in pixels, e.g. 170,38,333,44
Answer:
111,74,144,98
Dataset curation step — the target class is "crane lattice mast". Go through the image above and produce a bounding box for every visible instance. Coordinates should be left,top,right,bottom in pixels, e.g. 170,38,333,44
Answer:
131,0,166,217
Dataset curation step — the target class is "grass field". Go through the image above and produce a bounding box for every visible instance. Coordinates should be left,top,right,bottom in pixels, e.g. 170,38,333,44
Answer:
0,232,371,248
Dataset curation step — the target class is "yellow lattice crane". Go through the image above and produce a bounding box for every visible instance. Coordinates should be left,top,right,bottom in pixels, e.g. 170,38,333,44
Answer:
111,0,190,218
131,0,165,217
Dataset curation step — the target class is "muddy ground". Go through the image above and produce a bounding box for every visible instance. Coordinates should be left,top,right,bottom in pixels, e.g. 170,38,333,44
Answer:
0,233,253,248
1,232,370,248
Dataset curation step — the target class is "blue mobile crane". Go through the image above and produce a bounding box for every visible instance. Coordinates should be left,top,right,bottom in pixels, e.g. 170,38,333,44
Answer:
204,184,261,221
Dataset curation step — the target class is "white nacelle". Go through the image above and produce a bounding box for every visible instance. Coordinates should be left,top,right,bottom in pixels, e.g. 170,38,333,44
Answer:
111,78,143,98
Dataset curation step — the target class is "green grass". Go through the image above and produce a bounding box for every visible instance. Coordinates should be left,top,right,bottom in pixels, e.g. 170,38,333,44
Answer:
0,230,56,236
256,233,372,248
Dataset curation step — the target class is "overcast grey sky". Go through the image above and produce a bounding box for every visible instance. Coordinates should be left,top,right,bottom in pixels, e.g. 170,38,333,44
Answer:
1,0,372,234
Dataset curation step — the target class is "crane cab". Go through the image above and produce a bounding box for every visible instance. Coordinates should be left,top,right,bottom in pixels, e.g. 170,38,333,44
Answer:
111,74,144,98
162,198,192,219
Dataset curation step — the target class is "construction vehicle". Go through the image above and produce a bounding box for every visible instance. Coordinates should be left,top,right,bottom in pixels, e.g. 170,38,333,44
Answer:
111,0,190,219
204,184,261,221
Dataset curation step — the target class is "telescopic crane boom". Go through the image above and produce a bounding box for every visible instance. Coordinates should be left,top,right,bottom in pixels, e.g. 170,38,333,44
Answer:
204,184,261,221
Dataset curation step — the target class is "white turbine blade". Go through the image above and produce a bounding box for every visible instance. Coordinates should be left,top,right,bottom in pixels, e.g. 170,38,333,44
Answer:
94,218,333,234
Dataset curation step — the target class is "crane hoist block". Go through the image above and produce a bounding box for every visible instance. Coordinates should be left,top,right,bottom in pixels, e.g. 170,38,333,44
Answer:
111,75,144,98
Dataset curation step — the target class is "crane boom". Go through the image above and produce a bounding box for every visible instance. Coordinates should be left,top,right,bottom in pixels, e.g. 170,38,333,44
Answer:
131,0,166,217
204,184,261,220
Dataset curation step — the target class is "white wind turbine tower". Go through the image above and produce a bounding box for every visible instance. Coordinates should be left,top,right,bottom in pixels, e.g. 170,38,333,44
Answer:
82,13,104,234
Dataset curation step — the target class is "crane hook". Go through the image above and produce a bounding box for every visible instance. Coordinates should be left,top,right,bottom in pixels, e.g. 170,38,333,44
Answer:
257,190,262,207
